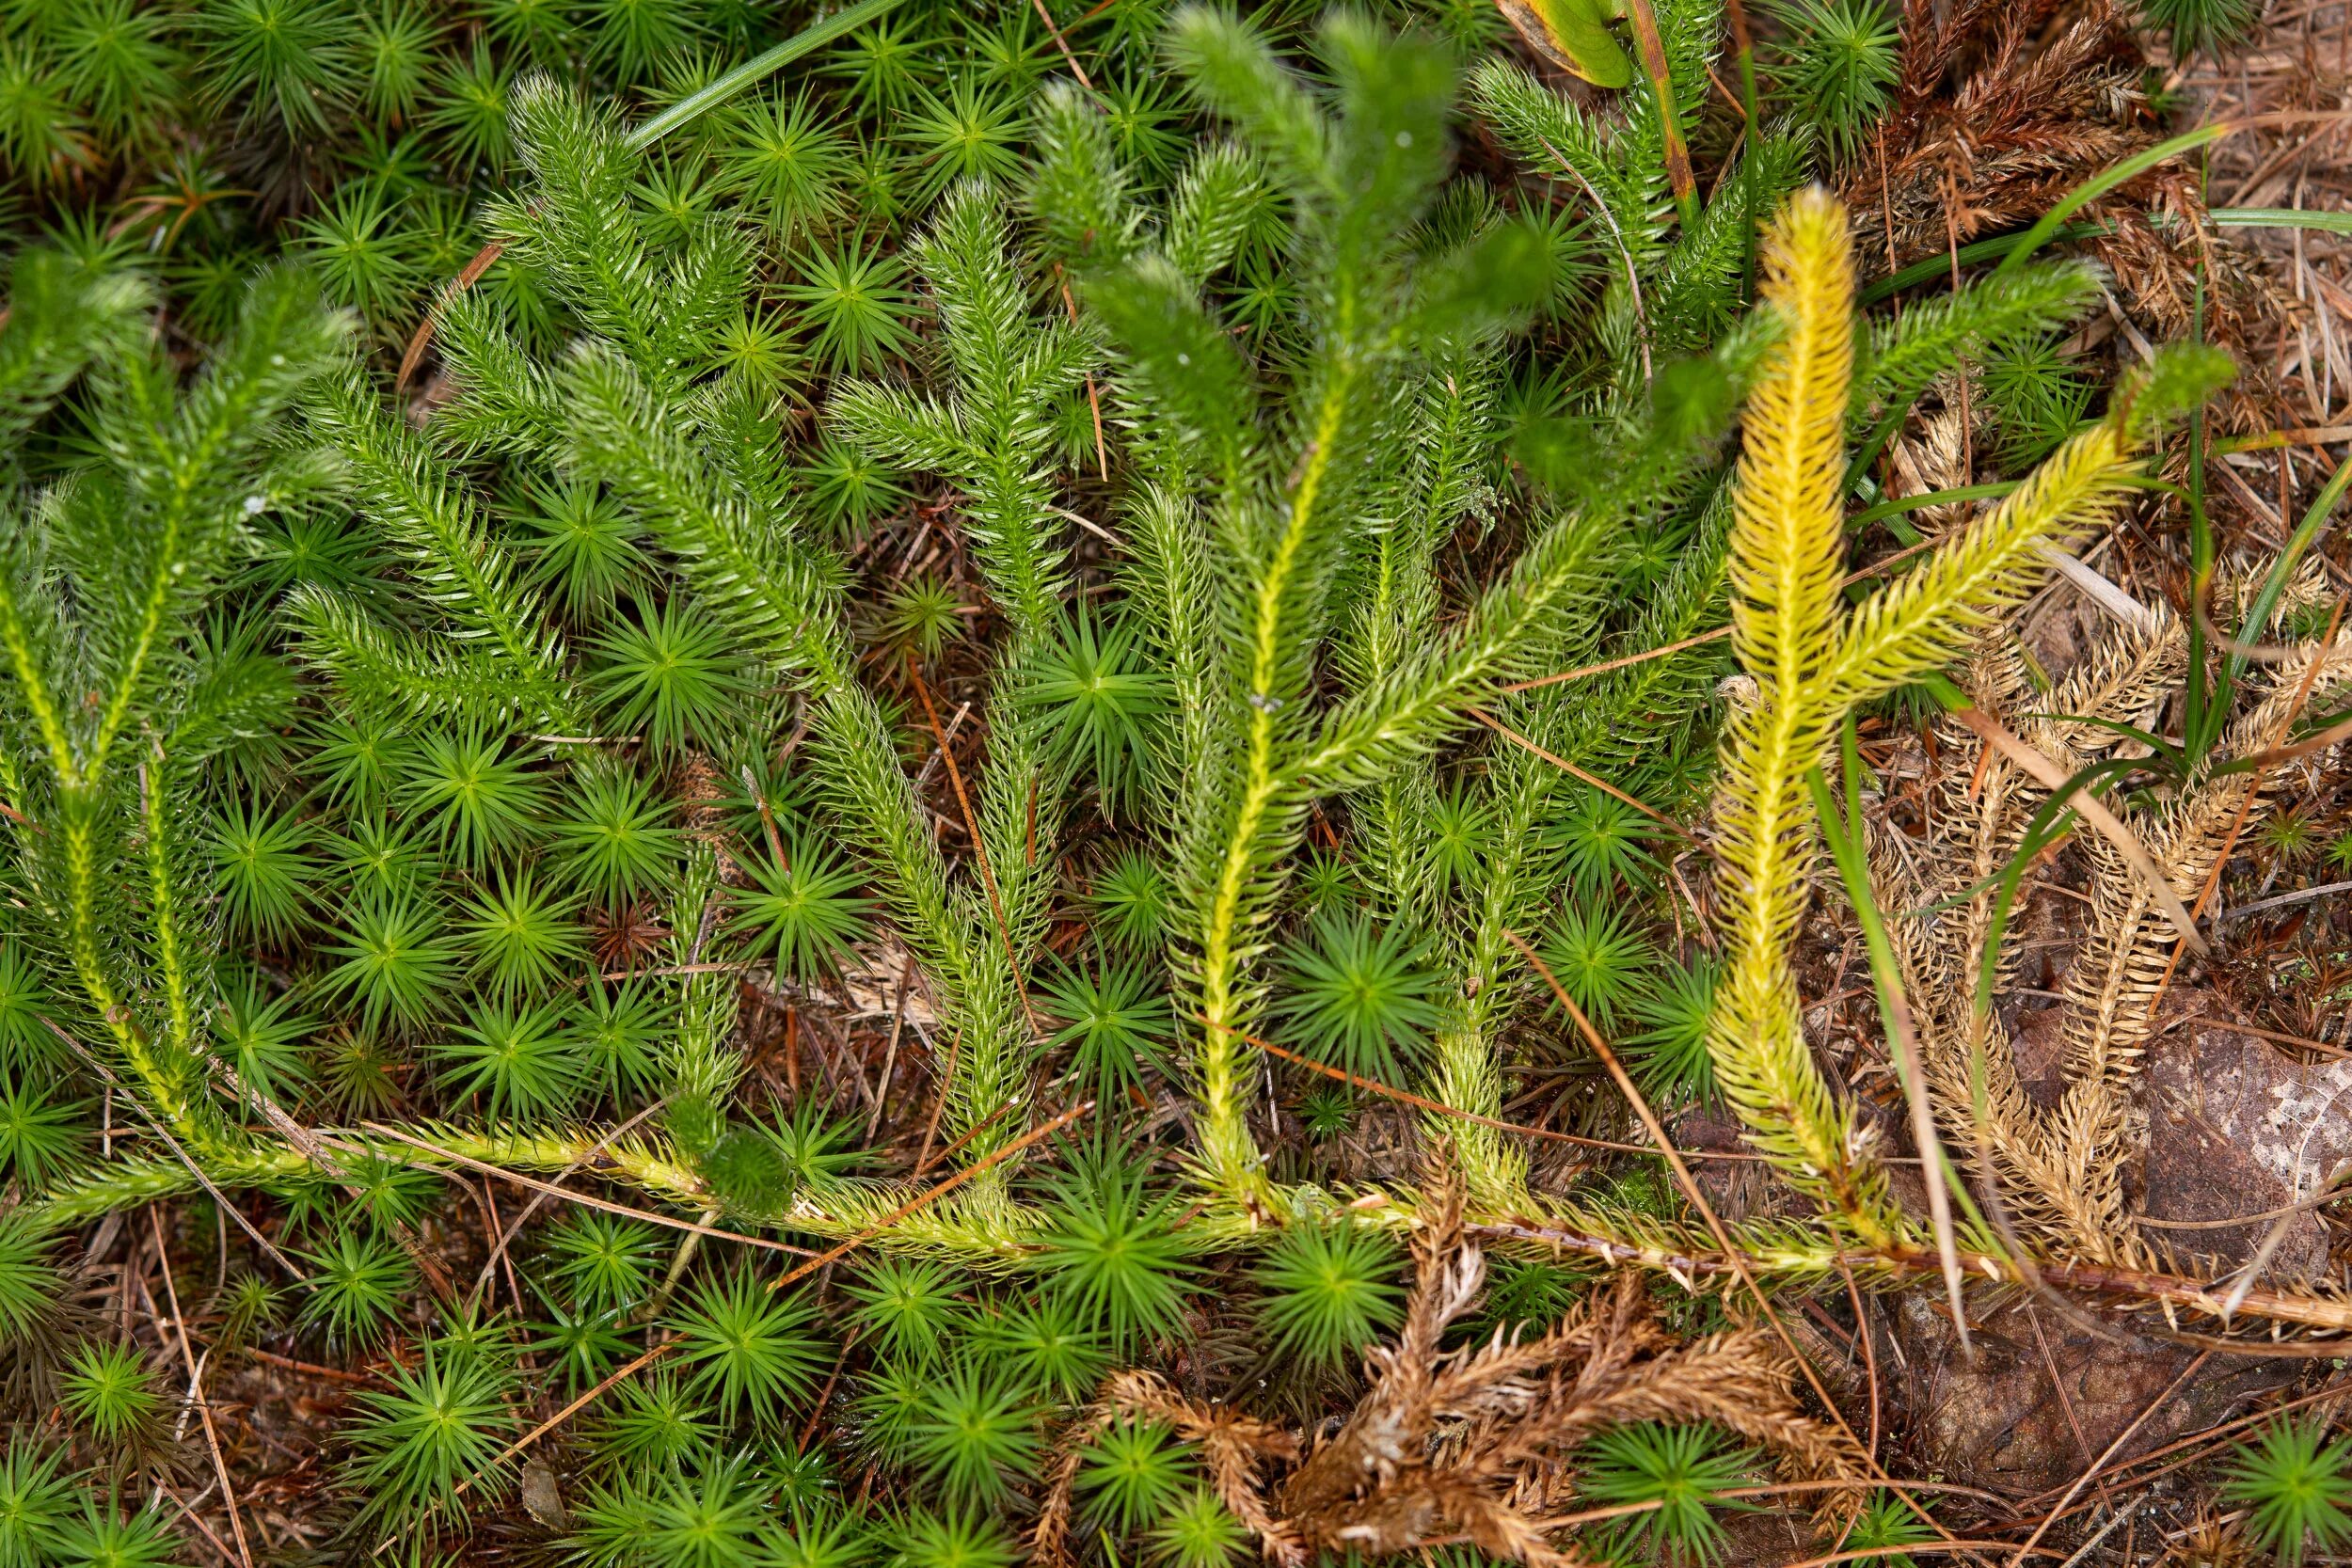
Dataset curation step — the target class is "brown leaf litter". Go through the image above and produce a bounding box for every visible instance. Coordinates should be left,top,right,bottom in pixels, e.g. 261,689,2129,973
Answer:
1033,1177,1867,1568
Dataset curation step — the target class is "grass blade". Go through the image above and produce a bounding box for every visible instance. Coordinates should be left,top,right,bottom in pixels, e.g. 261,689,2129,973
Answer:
1808,729,1966,1347
625,0,913,150
1991,123,2235,280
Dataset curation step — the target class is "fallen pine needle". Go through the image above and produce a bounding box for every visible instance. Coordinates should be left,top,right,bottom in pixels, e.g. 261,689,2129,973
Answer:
1197,1014,1777,1163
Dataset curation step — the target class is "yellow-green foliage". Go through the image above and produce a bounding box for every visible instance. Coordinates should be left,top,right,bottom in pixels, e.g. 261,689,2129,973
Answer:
1707,189,2139,1241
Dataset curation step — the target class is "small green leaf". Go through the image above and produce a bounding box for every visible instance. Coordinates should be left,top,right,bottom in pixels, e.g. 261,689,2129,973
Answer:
1496,0,1634,87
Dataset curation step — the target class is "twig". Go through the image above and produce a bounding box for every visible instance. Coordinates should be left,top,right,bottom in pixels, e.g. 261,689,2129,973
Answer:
1531,134,1651,386
468,1099,668,1310
2004,1354,2211,1567
2026,1304,2096,1468
916,1097,1018,1172
469,1102,1091,1486
908,656,1041,1037
150,1209,255,1568
1505,936,1919,1518
914,1030,962,1177
1198,1016,1775,1162
1028,0,1092,87
1468,708,1714,857
241,1346,381,1386
769,1100,1091,1294
2231,707,2352,769
37,1016,307,1282
1944,704,2207,952
1501,626,1730,693
1495,536,1969,694
1837,1260,1881,1463
2215,878,2352,927
867,958,914,1144
1780,1546,2071,1567
2145,598,2344,1022
1471,1214,2352,1333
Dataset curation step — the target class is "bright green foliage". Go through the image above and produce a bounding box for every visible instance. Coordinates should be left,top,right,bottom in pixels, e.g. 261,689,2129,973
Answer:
59,1342,161,1450
1836,1493,1931,1568
903,77,1025,205
1253,1221,1405,1371
783,236,919,374
1028,609,1168,816
406,729,551,869
52,1497,178,1568
1581,1423,1755,1566
1426,781,1496,894
1031,1154,1197,1353
735,835,871,983
1760,0,1899,163
0,1076,85,1188
1076,1418,1193,1535
298,180,424,328
1627,956,1721,1102
803,436,909,533
847,1258,967,1367
521,480,645,619
1039,956,1172,1105
593,1374,723,1477
1552,788,1660,899
1152,1487,1248,1568
1087,847,1174,954
572,979,669,1098
854,1355,933,1462
1538,902,1656,1030
301,1232,417,1349
879,575,966,662
427,43,514,173
2141,0,2258,53
1298,1086,1353,1139
533,1298,631,1390
902,1358,1043,1507
591,601,755,756
1981,335,2097,470
0,1441,75,1568
670,1270,831,1426
1478,1258,1586,1339
974,1297,1107,1404
311,713,413,814
208,800,316,943
459,868,587,998
722,89,849,238
883,1507,1018,1568
325,887,466,1032
437,999,582,1118
0,0,2211,1553
638,1457,774,1568
554,768,684,909
0,949,56,1075
194,0,356,136
2223,1419,2352,1568
342,1338,523,1532
1275,911,1442,1085
765,1099,866,1190
545,1211,665,1316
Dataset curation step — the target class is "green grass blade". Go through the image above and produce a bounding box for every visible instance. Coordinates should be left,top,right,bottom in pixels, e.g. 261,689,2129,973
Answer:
2226,445,2352,691
625,0,912,151
2211,207,2352,236
1807,745,1968,1341
1992,123,2234,280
